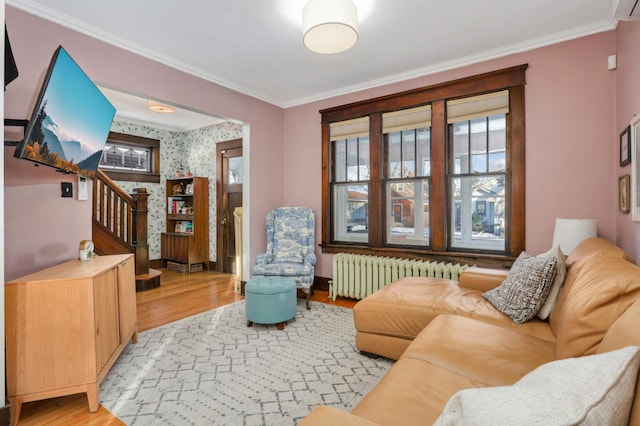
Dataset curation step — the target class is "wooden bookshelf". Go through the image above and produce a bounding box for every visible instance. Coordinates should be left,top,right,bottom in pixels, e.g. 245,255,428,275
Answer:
161,177,209,272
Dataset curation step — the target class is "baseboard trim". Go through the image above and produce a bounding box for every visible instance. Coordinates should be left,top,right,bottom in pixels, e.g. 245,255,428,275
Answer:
143,268,328,297
149,259,163,269
149,260,217,271
314,276,330,292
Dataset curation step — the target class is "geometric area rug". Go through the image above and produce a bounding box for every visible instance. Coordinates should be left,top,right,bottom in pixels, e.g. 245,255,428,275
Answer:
100,300,394,425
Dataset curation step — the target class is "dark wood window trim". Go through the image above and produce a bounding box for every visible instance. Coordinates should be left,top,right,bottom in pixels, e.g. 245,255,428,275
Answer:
99,131,161,183
320,65,527,269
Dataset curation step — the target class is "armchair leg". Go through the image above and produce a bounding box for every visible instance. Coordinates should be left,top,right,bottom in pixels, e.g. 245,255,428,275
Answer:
306,290,311,310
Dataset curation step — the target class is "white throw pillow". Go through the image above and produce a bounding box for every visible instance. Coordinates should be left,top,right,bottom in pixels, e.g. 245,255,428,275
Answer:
434,346,640,426
536,245,567,320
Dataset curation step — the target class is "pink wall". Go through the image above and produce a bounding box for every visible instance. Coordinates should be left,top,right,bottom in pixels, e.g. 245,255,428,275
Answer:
285,32,618,277
5,6,636,282
615,20,640,261
4,7,285,280
4,180,93,281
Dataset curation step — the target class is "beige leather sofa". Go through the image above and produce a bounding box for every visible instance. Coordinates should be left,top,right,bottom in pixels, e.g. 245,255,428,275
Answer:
300,238,640,425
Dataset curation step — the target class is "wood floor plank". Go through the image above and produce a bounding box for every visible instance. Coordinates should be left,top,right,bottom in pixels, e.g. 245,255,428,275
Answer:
16,394,125,426
14,269,357,425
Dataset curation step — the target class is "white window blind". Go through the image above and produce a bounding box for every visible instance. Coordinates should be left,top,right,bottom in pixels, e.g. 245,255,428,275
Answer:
447,90,509,124
330,117,369,141
383,105,432,134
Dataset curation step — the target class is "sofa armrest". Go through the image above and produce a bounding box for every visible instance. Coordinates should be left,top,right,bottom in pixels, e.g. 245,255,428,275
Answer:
458,266,508,292
299,406,379,426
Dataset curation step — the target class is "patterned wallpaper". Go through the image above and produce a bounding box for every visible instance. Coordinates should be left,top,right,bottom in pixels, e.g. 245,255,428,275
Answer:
109,120,243,262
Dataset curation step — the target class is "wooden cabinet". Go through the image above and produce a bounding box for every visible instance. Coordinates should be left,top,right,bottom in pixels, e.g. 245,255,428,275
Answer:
5,254,138,426
162,176,209,271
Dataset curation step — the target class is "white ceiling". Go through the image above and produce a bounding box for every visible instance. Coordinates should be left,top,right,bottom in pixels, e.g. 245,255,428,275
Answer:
6,0,627,128
98,87,225,132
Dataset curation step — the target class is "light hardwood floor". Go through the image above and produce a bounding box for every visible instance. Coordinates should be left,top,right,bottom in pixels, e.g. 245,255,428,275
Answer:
15,269,357,425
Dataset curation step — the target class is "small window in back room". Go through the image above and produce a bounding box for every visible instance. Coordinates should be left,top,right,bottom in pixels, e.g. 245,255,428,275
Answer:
99,131,160,183
101,144,151,172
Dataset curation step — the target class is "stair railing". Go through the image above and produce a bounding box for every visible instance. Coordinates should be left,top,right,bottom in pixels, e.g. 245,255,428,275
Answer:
93,169,149,275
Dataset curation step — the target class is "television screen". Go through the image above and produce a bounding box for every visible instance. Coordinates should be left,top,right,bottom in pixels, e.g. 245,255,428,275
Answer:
5,26,19,89
13,46,116,177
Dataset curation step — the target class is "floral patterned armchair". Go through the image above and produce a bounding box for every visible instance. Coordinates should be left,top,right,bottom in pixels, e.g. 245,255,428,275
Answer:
252,207,317,309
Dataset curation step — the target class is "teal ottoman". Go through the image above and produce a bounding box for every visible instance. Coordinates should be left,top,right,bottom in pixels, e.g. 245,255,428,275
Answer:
245,277,297,330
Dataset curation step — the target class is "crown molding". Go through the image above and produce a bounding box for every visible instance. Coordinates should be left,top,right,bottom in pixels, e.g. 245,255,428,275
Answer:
282,19,617,108
6,0,284,107
8,0,618,110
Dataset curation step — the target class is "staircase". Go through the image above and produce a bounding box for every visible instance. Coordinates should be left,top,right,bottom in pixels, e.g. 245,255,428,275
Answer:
92,169,161,291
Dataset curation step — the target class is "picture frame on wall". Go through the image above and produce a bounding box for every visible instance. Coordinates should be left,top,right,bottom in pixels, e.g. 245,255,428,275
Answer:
620,125,631,166
630,115,640,221
619,175,630,213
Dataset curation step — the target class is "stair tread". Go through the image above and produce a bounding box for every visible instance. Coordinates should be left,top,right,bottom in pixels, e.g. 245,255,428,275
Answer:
136,268,162,280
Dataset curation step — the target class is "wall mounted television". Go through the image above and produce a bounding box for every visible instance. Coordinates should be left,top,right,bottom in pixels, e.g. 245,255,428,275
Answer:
5,26,19,89
13,45,116,177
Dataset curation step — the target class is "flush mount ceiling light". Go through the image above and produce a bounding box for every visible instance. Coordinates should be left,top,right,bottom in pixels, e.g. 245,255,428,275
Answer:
147,100,175,114
303,0,358,54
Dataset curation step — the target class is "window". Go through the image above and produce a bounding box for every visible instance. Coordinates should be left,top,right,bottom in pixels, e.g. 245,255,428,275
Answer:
321,65,527,266
448,91,508,252
383,106,431,246
99,132,160,183
101,144,151,172
331,118,370,243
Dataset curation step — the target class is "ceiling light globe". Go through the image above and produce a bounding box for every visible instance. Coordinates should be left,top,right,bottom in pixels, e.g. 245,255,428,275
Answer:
147,100,175,114
303,0,358,54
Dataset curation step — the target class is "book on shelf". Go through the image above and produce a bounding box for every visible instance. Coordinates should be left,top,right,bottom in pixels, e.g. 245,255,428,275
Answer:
168,200,187,214
175,221,193,233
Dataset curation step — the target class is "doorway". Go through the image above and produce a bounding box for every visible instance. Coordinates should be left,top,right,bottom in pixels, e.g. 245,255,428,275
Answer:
216,139,243,274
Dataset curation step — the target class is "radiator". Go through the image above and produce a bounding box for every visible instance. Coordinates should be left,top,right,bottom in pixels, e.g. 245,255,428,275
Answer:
331,253,469,300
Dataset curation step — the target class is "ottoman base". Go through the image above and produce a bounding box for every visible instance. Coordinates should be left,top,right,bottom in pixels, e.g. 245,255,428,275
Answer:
247,320,286,331
245,277,297,330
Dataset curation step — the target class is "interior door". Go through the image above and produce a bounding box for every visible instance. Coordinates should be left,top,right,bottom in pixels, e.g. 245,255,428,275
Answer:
216,139,243,273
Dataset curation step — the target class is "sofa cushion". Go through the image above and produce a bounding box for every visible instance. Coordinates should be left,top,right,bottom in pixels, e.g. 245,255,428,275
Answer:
483,251,557,323
550,248,640,359
354,277,556,360
353,278,459,342
536,246,567,320
434,346,640,426
355,331,414,361
563,237,631,275
354,278,555,342
549,238,630,338
598,300,640,354
351,358,485,426
401,314,556,387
